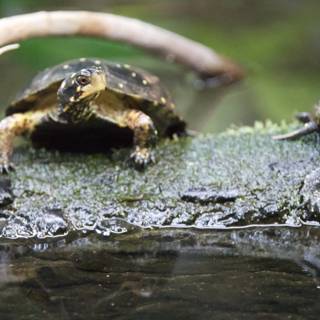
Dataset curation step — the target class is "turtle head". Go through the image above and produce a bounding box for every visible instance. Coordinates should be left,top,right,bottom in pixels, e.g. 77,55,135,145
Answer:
57,67,106,122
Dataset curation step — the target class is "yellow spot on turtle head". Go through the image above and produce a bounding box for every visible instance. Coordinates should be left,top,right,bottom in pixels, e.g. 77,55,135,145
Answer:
142,79,148,85
94,60,101,65
160,97,167,104
116,64,121,68
118,83,124,89
63,64,69,70
69,97,75,102
124,64,130,69
170,103,175,109
153,101,159,107
80,58,86,62
131,72,136,78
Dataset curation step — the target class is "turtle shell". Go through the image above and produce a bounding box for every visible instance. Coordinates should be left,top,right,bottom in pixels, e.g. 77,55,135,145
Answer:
6,58,185,136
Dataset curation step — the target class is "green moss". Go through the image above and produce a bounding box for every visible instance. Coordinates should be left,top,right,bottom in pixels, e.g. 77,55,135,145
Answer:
0,122,319,239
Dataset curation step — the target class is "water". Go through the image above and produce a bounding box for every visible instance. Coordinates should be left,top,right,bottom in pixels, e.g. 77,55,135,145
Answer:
0,228,319,319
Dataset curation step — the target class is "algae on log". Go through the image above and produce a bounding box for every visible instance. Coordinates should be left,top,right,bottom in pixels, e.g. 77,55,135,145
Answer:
0,122,320,239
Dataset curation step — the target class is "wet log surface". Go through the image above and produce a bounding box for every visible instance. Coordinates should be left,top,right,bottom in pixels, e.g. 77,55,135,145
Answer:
1,122,320,239
0,122,320,319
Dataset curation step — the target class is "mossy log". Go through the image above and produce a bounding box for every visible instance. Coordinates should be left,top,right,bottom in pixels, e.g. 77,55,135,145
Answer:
0,122,320,240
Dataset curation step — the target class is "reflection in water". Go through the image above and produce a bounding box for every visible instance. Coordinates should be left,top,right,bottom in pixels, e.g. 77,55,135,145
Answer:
0,228,319,319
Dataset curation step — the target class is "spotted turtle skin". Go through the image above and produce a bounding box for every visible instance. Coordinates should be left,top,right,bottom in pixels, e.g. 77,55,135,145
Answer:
0,58,186,172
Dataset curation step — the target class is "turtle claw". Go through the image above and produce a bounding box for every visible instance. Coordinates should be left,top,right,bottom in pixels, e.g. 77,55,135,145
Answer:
0,161,15,174
295,112,312,124
129,147,155,170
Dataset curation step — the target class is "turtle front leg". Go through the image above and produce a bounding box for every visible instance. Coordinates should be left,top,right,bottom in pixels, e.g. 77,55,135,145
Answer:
122,110,158,168
0,111,47,173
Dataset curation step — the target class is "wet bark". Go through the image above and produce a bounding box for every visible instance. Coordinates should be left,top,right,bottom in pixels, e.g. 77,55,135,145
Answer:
0,122,319,239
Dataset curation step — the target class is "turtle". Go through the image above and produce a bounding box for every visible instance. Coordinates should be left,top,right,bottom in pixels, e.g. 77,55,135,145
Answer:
0,58,186,173
272,102,320,141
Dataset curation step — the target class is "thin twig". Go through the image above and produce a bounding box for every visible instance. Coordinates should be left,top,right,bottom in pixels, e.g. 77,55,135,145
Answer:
0,43,19,55
0,11,243,84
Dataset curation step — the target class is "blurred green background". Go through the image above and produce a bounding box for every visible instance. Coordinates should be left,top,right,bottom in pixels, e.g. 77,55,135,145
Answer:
1,0,320,132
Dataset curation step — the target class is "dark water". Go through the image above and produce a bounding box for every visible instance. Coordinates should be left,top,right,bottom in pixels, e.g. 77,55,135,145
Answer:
0,228,320,319
1,1,320,319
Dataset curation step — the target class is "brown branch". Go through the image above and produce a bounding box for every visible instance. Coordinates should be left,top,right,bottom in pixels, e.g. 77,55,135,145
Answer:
0,11,243,84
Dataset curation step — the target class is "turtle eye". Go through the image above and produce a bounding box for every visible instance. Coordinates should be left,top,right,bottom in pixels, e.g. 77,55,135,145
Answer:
76,75,90,86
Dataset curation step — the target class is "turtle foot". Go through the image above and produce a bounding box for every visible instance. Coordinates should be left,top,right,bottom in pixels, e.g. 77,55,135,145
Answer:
295,112,312,124
0,160,15,174
129,147,155,170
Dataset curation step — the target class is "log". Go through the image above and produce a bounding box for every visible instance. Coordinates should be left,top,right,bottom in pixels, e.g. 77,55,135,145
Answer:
0,122,319,240
0,11,243,84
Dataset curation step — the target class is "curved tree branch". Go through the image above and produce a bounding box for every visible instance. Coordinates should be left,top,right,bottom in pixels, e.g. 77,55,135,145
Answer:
0,43,19,55
0,11,243,84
